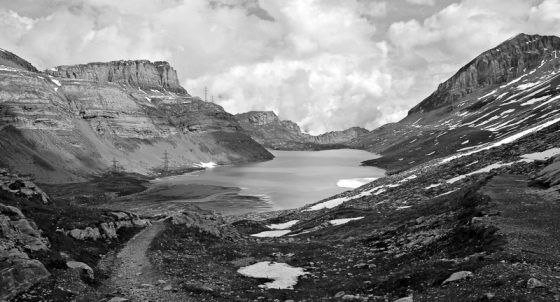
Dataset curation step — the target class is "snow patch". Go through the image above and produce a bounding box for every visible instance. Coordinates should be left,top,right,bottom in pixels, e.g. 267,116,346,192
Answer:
521,148,560,161
267,220,299,230
329,217,364,226
237,261,307,289
337,177,378,189
251,230,291,238
194,162,217,169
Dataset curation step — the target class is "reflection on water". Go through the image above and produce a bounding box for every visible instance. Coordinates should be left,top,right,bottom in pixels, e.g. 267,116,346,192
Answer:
154,149,385,210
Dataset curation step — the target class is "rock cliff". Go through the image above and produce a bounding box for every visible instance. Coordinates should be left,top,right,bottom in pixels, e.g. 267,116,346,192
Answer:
0,50,272,183
46,60,187,94
409,33,560,114
235,111,369,150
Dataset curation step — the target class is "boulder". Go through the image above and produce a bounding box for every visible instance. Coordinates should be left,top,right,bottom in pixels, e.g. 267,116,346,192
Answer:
0,258,50,300
442,271,473,285
66,261,94,280
527,277,545,289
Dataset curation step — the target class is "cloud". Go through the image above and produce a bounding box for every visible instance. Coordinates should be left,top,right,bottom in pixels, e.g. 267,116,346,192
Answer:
406,0,436,6
0,0,559,134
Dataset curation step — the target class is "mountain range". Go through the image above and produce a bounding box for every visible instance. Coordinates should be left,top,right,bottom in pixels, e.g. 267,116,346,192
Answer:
3,33,560,301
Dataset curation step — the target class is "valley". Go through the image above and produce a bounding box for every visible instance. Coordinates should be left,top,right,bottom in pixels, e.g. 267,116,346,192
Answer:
2,33,560,302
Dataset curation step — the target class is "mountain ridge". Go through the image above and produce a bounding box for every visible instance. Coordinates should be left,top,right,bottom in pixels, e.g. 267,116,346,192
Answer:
235,110,370,150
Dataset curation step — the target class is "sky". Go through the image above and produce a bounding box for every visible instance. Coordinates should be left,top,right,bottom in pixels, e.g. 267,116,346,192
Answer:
1,0,559,134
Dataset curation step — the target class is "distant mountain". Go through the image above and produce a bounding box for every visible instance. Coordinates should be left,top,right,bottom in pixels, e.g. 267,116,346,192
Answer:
0,52,272,183
356,33,560,171
235,111,369,150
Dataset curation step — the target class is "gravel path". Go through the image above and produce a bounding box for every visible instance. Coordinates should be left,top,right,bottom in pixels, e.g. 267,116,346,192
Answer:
103,221,195,302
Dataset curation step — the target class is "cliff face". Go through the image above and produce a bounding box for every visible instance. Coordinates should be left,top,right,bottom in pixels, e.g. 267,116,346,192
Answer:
46,60,187,94
0,51,272,183
409,33,560,114
235,111,369,150
0,49,38,72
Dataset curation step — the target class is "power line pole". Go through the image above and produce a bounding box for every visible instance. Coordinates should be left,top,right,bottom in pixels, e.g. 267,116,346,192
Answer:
111,157,119,173
204,87,208,102
211,95,214,103
163,150,169,172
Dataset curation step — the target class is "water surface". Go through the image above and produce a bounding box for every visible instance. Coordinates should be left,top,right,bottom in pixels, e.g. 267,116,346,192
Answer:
153,149,384,212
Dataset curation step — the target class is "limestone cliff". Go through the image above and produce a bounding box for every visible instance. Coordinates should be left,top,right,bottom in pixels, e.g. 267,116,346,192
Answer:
409,33,560,114
0,50,272,183
235,111,369,150
46,60,187,94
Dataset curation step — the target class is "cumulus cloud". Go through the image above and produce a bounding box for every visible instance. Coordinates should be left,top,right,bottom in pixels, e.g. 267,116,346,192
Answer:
0,0,559,134
406,0,436,6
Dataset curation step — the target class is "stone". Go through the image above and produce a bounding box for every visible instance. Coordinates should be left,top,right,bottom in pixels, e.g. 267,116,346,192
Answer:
0,259,51,301
163,285,173,291
394,296,413,302
334,291,345,298
442,271,474,285
527,277,545,289
107,297,130,302
66,261,94,280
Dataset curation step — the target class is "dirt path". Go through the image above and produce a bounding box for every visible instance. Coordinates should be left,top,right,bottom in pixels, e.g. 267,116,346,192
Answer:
102,221,194,302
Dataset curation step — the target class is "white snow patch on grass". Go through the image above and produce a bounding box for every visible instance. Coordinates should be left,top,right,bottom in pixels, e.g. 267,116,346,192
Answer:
329,217,364,226
50,78,61,86
337,177,378,189
447,162,516,184
237,261,307,289
251,230,291,237
521,95,550,106
442,117,560,164
521,148,560,161
194,162,217,169
304,197,348,211
425,183,441,190
267,220,299,230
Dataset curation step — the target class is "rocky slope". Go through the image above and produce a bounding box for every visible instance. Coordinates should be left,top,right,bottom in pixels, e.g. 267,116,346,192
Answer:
356,33,560,171
235,110,369,150
0,51,272,183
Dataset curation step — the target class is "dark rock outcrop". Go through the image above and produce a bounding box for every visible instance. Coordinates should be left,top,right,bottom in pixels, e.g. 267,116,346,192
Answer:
46,60,187,94
409,33,560,114
235,111,369,150
0,203,51,300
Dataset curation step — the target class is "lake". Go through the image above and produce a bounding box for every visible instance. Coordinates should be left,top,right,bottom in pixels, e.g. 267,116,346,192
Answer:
151,149,384,214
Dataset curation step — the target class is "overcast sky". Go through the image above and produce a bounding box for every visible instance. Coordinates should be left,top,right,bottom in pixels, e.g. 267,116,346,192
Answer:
1,0,559,134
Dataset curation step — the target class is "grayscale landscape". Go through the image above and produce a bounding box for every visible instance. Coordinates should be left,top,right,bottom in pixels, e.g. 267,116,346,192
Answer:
1,1,560,301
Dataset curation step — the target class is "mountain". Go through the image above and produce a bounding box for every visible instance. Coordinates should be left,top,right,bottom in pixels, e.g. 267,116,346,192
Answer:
0,51,272,183
235,110,369,150
355,33,560,171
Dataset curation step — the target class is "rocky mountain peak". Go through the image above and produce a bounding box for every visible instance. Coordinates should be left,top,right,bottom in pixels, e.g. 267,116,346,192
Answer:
235,111,281,126
0,48,38,72
408,33,560,115
45,59,188,94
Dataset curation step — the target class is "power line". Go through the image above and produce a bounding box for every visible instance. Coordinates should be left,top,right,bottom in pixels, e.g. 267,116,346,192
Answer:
163,150,169,172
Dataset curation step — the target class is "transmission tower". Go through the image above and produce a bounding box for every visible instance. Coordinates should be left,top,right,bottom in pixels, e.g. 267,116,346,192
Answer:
163,150,169,172
111,157,119,173
211,95,214,103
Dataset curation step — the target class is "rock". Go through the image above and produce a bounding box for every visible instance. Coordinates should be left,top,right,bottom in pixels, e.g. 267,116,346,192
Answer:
66,261,94,280
157,279,166,285
394,296,413,302
171,211,240,239
107,297,130,302
100,222,118,239
527,277,545,289
0,258,50,301
163,285,173,291
353,263,368,269
140,283,154,288
342,294,364,300
442,271,474,285
334,291,345,298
